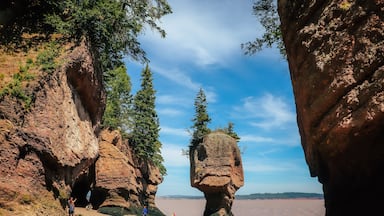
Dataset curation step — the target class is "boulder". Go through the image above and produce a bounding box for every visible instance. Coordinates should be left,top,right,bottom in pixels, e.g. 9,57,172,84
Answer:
190,132,244,216
278,0,384,215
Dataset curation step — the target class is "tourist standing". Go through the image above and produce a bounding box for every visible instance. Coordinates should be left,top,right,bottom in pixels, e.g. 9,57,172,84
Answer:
142,205,148,216
68,197,77,216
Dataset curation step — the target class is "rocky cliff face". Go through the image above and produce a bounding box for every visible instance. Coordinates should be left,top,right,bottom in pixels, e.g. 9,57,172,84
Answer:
0,39,163,215
94,129,162,209
0,39,105,215
278,1,384,215
190,132,244,216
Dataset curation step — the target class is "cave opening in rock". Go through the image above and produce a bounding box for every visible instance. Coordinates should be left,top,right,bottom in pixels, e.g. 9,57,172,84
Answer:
70,163,98,208
70,163,108,209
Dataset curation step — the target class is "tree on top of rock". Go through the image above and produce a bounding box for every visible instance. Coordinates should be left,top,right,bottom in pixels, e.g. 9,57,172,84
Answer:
223,122,240,142
190,88,211,149
131,65,165,175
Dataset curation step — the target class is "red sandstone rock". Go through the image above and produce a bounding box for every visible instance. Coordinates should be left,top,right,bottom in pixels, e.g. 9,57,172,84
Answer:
190,132,244,216
0,39,105,215
278,1,384,215
96,129,163,209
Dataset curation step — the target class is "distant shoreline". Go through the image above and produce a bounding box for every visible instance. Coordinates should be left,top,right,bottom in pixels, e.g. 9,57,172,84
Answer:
158,192,324,200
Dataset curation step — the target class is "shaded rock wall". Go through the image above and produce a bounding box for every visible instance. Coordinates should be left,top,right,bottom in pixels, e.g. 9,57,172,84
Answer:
0,40,105,215
190,132,244,216
278,0,384,215
94,129,163,210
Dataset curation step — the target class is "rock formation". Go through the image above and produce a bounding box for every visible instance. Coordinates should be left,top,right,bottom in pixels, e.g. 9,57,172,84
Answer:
0,38,164,215
278,1,384,215
190,132,244,216
0,39,105,215
94,129,163,210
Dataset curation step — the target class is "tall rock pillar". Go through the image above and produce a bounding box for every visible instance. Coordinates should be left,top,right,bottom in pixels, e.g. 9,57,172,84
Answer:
190,132,244,216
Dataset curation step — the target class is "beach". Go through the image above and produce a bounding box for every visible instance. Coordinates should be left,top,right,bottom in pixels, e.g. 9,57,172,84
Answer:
156,198,325,216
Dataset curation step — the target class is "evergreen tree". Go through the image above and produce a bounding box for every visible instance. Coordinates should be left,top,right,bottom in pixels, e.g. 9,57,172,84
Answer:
190,88,211,149
131,65,165,175
1,0,172,71
102,65,133,133
242,0,285,56
221,122,240,142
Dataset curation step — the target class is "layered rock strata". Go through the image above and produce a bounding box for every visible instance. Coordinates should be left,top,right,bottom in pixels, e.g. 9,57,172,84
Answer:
190,132,244,216
278,1,384,215
0,39,105,215
95,129,163,209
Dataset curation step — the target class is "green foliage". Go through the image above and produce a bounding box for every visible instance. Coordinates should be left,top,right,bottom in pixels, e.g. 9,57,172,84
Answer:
242,0,285,57
131,65,166,175
36,42,60,74
214,122,240,142
44,0,172,71
1,0,171,73
102,64,133,133
190,88,211,149
0,60,36,109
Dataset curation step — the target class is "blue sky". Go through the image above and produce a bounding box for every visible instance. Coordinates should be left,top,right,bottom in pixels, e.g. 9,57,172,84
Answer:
124,0,323,196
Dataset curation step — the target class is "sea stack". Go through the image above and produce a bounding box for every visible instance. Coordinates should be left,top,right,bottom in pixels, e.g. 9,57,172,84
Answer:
190,132,244,216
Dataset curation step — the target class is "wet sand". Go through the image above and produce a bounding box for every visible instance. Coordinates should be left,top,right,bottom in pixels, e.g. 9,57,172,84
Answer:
156,198,325,216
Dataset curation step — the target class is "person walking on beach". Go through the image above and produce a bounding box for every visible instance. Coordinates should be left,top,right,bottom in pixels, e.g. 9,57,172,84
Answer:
67,197,77,216
142,205,148,216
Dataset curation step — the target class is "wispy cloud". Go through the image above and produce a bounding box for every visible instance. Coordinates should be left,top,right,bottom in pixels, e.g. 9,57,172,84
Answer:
158,108,185,117
243,160,301,173
240,135,276,143
141,0,261,67
152,66,217,103
160,126,189,137
157,95,190,105
240,133,300,147
154,67,200,90
234,93,296,130
161,143,189,167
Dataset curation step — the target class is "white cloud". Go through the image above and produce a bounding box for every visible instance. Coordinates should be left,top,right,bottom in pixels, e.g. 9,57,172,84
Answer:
240,134,276,143
243,161,300,173
161,143,189,167
158,108,185,117
157,95,190,105
141,0,261,67
155,67,200,90
160,126,189,137
234,93,296,130
240,133,300,147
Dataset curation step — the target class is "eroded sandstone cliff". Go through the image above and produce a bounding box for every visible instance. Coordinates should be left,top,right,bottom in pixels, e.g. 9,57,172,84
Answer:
0,38,163,215
94,129,162,210
0,39,105,215
278,1,384,215
190,132,244,216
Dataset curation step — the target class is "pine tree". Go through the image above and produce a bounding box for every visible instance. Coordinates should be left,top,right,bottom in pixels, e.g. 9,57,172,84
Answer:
225,122,240,142
102,65,133,133
131,65,165,175
190,88,211,149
